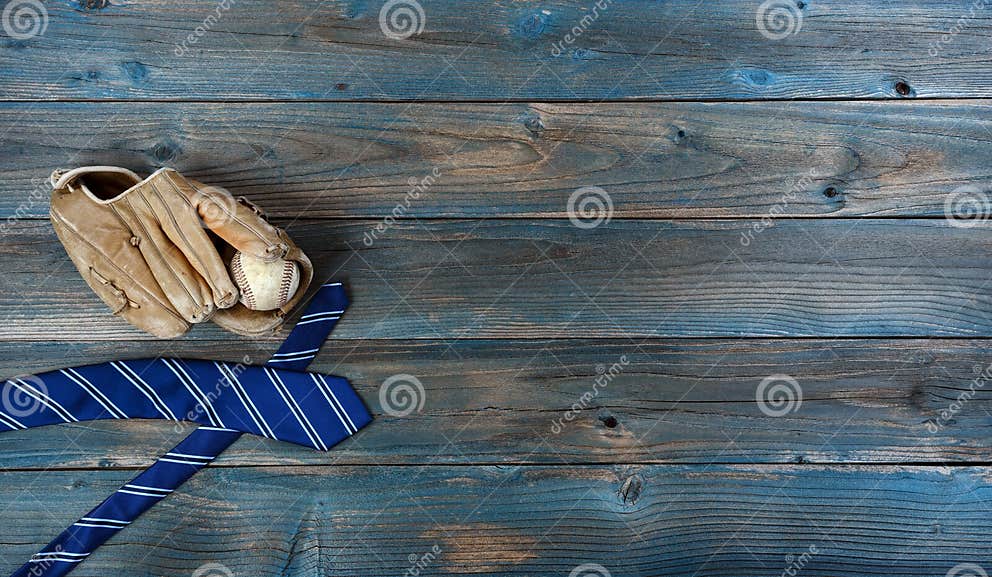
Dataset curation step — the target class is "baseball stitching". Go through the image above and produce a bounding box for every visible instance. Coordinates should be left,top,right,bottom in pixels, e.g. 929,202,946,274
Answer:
278,260,295,307
231,252,255,310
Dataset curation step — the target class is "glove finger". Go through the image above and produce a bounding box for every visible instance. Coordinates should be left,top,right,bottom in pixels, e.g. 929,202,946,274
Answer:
138,169,240,310
110,188,220,322
50,177,192,338
185,177,288,261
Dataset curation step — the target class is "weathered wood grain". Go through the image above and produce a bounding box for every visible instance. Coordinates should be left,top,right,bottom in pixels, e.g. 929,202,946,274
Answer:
3,218,992,340
4,100,992,219
3,0,990,571
1,464,988,576
1,338,990,467
2,0,991,100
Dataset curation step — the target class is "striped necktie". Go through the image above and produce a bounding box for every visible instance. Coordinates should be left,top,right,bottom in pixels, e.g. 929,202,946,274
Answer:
4,282,367,577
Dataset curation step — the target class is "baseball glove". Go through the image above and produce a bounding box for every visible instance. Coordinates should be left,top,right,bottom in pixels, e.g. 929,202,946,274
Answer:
49,166,312,338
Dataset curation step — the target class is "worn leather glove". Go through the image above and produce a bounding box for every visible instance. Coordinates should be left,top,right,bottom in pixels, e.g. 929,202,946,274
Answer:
49,166,312,338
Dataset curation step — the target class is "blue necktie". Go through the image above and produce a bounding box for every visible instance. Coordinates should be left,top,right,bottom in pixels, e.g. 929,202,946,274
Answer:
4,282,367,576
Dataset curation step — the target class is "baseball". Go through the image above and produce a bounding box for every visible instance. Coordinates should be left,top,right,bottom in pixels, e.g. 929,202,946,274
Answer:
229,251,300,311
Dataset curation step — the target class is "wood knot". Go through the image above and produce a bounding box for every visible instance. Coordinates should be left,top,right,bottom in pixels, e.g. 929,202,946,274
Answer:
821,184,845,208
521,114,545,137
735,68,775,87
121,61,149,84
514,11,551,40
894,81,914,97
74,0,111,10
597,409,618,429
151,140,181,163
618,474,643,505
121,60,148,84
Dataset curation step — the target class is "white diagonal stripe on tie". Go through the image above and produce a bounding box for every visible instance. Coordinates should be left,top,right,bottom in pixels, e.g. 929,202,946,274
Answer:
61,368,128,419
312,373,355,434
271,348,321,358
0,410,26,430
9,378,77,423
161,359,223,427
111,362,177,421
265,367,325,450
294,316,340,326
215,362,275,439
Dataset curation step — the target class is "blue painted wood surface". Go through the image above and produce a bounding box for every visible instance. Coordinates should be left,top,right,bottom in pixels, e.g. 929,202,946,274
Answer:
1,0,990,100
1,1,991,575
2,101,992,219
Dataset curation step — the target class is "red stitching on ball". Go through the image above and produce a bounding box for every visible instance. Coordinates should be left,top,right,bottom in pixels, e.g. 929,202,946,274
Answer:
278,260,294,306
232,253,255,309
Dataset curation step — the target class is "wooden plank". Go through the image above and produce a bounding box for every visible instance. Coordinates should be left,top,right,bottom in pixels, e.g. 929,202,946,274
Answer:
3,218,992,340
1,338,991,467
3,0,992,100
4,101,992,219
1,464,989,575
